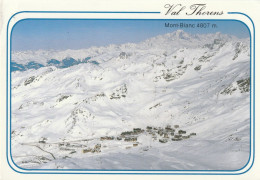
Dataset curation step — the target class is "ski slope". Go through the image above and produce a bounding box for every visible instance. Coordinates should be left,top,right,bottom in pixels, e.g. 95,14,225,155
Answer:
11,30,251,170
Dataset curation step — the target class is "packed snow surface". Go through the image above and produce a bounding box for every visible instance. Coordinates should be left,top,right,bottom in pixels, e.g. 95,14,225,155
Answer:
11,30,251,170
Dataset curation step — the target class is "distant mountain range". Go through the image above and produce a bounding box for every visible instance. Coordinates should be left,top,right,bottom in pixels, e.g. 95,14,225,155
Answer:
11,30,249,72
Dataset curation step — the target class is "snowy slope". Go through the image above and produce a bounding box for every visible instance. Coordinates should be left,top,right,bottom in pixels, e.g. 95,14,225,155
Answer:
11,30,250,170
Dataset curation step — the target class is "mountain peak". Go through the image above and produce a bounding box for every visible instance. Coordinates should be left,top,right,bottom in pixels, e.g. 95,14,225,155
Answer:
175,29,187,37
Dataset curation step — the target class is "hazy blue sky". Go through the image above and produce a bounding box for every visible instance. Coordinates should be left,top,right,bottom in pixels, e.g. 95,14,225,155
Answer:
12,19,250,51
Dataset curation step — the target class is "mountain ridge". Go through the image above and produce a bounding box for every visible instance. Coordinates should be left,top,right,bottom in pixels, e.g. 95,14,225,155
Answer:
11,30,249,69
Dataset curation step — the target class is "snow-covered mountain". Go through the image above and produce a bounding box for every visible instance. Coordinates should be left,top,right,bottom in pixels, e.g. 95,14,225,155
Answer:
11,30,250,170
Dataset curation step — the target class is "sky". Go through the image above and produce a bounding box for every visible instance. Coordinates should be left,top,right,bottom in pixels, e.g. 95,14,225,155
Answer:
12,19,250,51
